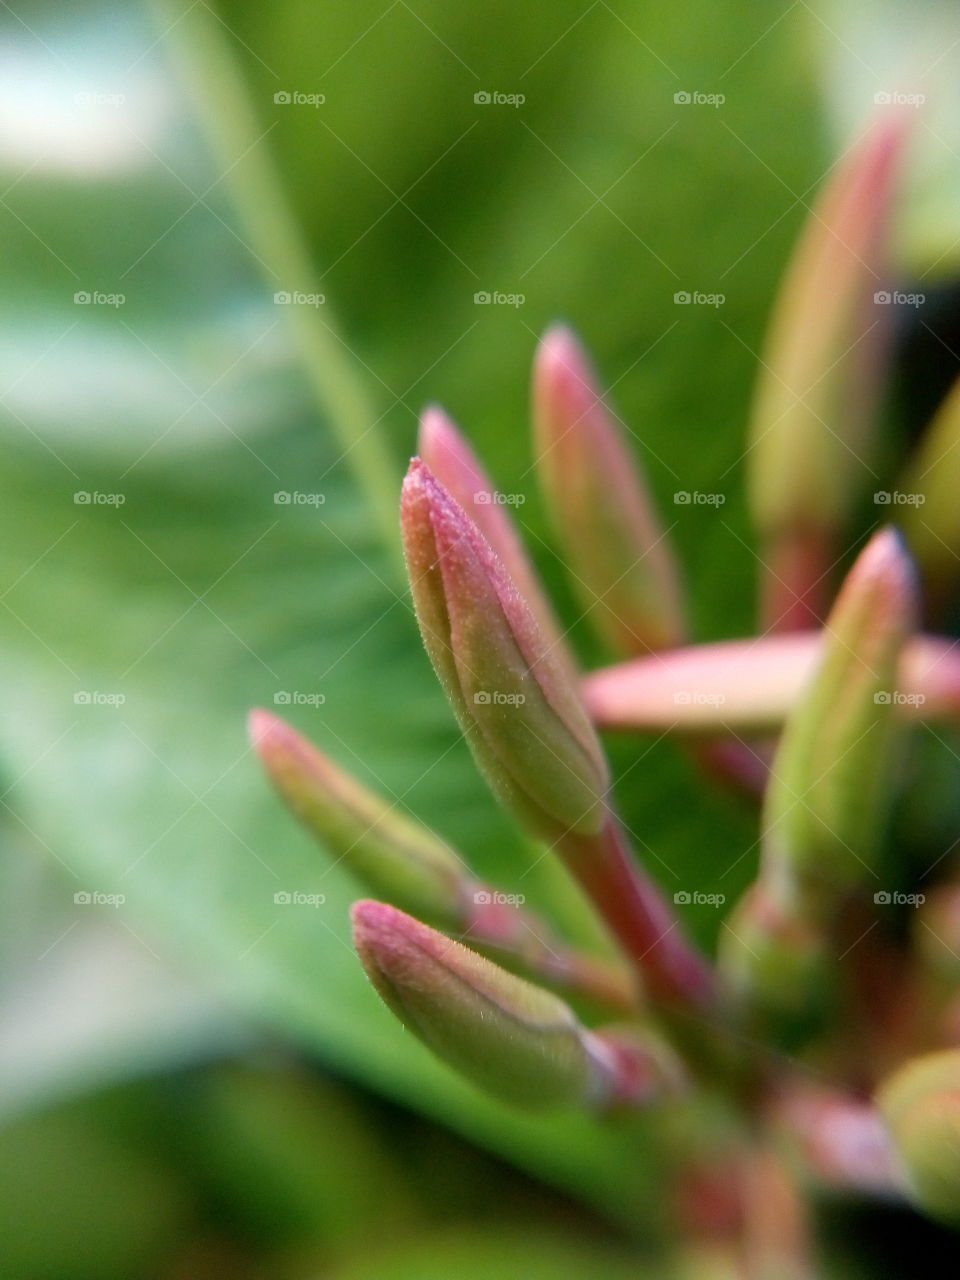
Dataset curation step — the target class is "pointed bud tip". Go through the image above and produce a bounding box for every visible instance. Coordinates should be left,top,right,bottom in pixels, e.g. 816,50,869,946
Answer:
846,525,918,621
418,404,457,447
352,899,459,979
248,706,283,751
400,457,439,547
538,321,583,365
417,408,459,472
535,324,596,404
401,457,472,562
351,897,404,946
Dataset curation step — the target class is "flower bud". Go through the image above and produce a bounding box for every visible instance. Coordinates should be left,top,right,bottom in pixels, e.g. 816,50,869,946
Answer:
533,325,685,656
418,405,564,652
876,1048,960,1224
401,458,608,841
249,709,465,920
719,882,829,1030
352,900,667,1108
900,376,960,607
763,528,917,894
747,119,906,629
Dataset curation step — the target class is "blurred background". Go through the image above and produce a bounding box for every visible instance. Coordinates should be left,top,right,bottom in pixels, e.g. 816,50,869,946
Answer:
2,1,960,1276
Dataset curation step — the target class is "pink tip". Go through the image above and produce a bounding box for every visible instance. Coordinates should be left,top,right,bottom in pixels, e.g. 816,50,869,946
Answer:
535,324,602,427
248,706,284,751
352,898,447,979
419,405,487,490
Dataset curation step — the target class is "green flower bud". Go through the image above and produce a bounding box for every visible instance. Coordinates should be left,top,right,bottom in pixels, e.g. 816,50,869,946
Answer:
877,1048,960,1224
249,709,466,921
719,883,829,1034
747,120,906,629
401,458,608,840
533,325,685,656
419,405,566,654
763,528,917,895
352,900,653,1108
900,376,960,606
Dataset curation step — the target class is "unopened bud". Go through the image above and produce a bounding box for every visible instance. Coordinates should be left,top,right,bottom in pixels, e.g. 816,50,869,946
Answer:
877,1048,960,1224
352,900,670,1108
401,458,608,841
533,325,685,656
249,709,466,920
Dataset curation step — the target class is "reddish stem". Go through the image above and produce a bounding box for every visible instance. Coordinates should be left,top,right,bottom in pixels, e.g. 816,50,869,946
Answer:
560,815,717,1011
761,531,833,633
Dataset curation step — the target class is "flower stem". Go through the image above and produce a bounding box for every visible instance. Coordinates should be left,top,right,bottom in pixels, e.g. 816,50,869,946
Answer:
561,816,717,1011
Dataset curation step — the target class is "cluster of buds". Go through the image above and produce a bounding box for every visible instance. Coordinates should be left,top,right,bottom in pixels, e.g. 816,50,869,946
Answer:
251,115,960,1263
